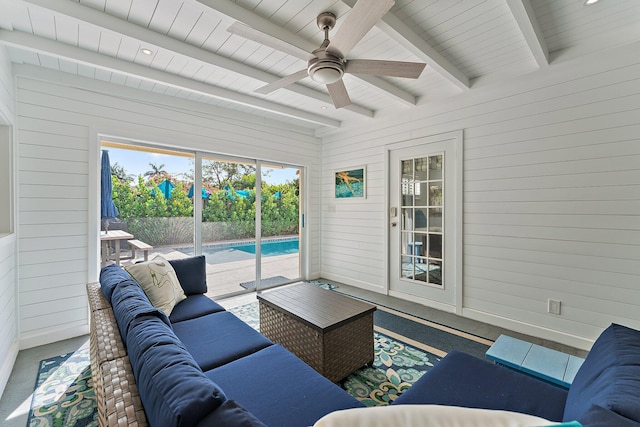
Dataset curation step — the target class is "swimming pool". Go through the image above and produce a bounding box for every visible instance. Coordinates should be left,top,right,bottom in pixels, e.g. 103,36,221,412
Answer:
179,238,298,264
228,239,298,256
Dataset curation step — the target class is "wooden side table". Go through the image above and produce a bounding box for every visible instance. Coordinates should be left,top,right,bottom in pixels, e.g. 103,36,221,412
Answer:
257,283,376,382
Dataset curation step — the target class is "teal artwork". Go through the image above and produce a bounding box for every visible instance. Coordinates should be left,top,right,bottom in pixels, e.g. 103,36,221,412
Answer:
335,167,365,198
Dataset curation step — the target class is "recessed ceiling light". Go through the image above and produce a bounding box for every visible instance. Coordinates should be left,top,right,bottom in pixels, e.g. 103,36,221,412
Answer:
321,106,328,110
140,48,153,55
583,0,599,5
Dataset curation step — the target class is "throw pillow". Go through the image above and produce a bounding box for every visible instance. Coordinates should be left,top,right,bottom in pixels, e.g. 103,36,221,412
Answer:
313,405,569,427
169,255,208,295
124,255,186,316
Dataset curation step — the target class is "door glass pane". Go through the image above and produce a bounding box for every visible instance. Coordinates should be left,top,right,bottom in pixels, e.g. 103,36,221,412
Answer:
259,165,301,291
200,156,256,297
401,189,413,206
429,155,443,180
429,183,442,206
401,159,413,179
414,157,429,181
429,208,443,232
414,182,429,206
398,153,444,288
401,208,413,231
428,234,442,258
415,208,428,232
428,260,442,285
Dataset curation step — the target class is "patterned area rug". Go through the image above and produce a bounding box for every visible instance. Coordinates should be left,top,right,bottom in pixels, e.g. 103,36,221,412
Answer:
28,347,98,427
229,301,441,406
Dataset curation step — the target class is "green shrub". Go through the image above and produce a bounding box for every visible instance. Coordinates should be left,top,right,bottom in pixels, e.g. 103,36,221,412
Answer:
111,175,299,246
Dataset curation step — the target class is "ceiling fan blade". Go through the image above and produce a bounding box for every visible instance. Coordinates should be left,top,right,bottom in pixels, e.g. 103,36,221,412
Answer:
326,80,351,108
228,22,313,61
326,0,395,59
255,69,309,95
346,59,426,78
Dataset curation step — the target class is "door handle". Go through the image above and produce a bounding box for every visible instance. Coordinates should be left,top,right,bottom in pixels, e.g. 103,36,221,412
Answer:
391,222,397,227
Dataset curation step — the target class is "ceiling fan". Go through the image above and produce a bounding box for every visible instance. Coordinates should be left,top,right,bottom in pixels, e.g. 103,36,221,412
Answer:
228,0,426,109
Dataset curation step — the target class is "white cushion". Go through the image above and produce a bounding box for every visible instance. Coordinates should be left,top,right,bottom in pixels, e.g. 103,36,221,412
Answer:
313,405,562,427
124,255,186,315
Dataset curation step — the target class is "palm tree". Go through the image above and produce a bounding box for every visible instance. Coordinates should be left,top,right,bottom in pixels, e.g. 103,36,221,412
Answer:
111,162,133,182
144,162,167,181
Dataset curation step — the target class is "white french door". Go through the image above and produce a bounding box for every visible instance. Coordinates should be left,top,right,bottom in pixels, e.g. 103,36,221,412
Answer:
388,132,462,313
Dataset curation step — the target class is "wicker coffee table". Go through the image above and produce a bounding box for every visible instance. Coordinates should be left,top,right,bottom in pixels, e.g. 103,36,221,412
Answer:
257,283,376,382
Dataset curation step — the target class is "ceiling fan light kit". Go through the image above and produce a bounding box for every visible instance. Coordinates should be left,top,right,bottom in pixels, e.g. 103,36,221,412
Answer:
308,61,343,84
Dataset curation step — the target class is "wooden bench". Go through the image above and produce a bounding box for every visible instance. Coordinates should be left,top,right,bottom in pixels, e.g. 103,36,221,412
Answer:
485,335,585,389
127,239,153,262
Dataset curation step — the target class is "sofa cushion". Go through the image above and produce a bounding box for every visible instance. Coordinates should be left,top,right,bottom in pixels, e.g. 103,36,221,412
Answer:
110,278,171,342
169,294,226,323
392,350,568,422
124,255,186,316
563,323,640,426
205,344,364,427
171,311,272,371
99,263,133,302
169,256,208,295
196,400,267,427
126,315,227,427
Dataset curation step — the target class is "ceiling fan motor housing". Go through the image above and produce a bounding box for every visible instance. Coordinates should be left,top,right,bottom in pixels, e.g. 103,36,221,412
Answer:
308,12,344,84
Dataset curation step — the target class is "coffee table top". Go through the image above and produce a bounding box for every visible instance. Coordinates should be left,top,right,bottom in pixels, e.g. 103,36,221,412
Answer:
257,283,376,332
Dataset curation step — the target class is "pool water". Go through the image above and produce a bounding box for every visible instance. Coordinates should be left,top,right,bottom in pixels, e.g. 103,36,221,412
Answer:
179,238,298,264
229,239,298,256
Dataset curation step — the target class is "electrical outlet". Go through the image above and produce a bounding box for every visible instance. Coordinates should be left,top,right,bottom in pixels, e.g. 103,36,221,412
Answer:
548,299,561,315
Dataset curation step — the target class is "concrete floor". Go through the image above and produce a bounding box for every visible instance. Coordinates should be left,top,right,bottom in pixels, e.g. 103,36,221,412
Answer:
0,280,588,426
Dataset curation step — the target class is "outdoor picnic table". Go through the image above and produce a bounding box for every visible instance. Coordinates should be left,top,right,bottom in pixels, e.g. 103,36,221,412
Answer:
100,229,134,265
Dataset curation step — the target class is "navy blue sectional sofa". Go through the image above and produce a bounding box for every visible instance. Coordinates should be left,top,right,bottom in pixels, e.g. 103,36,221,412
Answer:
392,323,640,426
93,256,363,427
92,254,640,427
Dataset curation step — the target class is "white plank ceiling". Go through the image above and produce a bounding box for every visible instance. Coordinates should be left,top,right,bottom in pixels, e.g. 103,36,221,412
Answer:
1,0,638,129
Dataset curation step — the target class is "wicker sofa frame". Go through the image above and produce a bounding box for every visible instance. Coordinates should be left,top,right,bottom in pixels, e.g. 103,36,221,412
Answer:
87,282,148,427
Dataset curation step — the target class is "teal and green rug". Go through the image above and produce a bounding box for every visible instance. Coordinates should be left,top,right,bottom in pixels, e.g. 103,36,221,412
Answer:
28,347,97,427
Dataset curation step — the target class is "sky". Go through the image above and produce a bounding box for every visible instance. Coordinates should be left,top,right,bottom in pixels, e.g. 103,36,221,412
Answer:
105,146,299,185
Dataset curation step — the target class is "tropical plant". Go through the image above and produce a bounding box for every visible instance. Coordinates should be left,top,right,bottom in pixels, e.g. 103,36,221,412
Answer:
144,162,167,180
111,162,134,182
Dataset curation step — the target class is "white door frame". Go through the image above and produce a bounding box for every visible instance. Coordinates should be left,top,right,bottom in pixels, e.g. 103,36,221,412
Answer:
384,130,464,314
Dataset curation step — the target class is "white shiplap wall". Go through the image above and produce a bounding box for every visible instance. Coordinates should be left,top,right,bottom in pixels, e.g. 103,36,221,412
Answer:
319,41,640,349
0,45,17,400
16,74,321,349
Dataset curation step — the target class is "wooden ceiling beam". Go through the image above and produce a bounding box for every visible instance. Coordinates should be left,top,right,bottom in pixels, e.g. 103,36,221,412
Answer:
340,0,470,92
505,0,549,68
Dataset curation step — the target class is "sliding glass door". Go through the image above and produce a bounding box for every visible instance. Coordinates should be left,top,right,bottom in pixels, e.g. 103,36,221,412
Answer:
199,155,257,296
101,141,303,298
257,164,301,291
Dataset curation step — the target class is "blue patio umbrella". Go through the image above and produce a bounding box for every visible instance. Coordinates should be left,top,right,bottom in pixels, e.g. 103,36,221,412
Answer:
188,184,210,199
155,179,175,199
100,150,119,231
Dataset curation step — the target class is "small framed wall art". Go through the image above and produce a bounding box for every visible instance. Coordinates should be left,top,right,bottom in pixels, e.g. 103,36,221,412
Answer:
335,166,366,199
